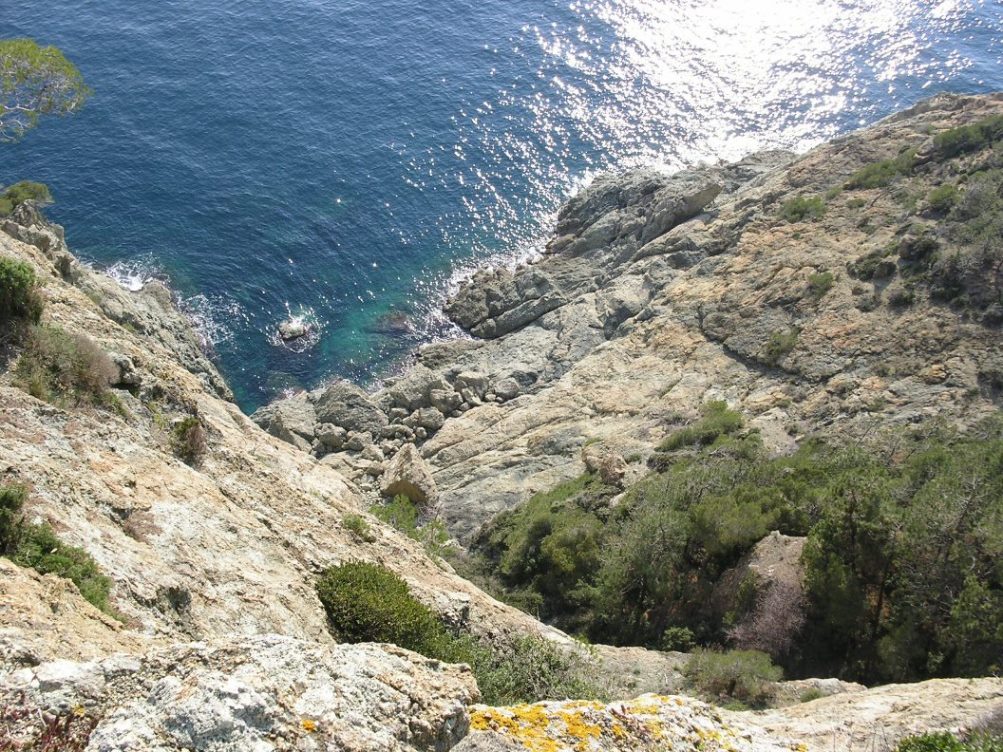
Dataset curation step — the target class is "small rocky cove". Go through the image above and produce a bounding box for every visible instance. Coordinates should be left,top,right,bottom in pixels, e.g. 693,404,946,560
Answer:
0,93,1002,750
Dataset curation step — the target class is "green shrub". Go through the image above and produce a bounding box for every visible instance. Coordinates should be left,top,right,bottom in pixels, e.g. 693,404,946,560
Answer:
0,483,28,554
807,271,835,301
934,115,1003,159
0,181,52,216
0,483,117,616
780,196,826,223
927,184,959,213
342,513,375,542
845,149,916,190
659,626,695,652
372,494,451,557
684,649,782,708
658,401,744,451
171,416,207,466
315,561,600,704
13,325,118,408
848,248,898,281
317,561,440,648
896,732,1003,752
762,329,799,366
0,257,44,328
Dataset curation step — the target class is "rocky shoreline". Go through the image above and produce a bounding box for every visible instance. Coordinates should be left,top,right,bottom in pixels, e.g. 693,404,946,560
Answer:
2,92,1002,750
254,91,1003,541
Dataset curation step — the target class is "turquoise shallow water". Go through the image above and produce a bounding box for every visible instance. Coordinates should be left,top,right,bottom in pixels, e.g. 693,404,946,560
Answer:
3,1,1003,412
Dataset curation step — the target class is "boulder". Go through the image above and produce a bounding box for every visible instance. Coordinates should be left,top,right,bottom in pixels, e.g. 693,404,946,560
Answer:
380,444,437,505
314,380,388,437
581,444,629,487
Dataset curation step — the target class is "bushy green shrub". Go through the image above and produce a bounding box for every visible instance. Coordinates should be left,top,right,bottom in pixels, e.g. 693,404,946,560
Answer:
317,561,441,648
13,325,118,408
171,416,206,466
371,494,450,557
658,401,743,451
848,248,898,281
779,196,826,223
845,149,916,189
341,513,375,542
0,483,117,616
315,561,600,704
934,115,1003,159
927,183,959,213
0,181,52,216
762,330,799,366
0,257,44,328
684,649,782,708
807,271,835,301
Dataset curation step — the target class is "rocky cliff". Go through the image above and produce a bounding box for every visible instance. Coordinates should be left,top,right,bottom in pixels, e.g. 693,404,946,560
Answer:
1,93,1001,750
255,92,1003,541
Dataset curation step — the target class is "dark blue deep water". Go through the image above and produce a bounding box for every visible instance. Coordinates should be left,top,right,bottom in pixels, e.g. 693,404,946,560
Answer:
4,1,1003,411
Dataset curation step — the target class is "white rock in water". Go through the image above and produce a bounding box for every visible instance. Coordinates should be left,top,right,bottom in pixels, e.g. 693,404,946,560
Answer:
278,319,309,340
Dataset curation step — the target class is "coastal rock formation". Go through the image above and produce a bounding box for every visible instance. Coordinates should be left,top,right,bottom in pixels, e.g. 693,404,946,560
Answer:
454,680,1003,752
2,635,478,751
260,92,1003,542
2,92,1002,751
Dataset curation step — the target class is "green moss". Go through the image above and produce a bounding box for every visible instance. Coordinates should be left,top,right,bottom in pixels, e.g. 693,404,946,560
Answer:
845,148,916,190
779,195,826,223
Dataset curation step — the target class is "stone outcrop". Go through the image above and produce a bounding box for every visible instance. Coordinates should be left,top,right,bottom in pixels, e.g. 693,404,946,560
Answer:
455,680,1003,752
1,635,478,751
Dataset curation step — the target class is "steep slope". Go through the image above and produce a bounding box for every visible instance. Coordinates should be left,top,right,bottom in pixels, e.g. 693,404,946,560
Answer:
257,93,1003,541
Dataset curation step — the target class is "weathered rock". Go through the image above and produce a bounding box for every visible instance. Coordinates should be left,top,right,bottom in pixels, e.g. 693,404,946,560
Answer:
109,352,143,389
491,378,521,402
257,395,317,452
581,443,628,487
314,380,388,437
315,423,348,451
380,443,437,505
405,406,446,433
2,636,478,752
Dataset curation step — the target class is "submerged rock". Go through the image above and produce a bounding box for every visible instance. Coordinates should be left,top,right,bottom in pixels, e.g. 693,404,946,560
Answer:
278,318,310,340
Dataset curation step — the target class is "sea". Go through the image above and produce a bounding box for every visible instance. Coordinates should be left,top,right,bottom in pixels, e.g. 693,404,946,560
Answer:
4,0,1003,412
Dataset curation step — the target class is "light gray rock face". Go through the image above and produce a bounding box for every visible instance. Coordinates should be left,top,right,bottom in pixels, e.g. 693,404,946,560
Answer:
314,380,389,437
381,443,437,505
1,636,478,752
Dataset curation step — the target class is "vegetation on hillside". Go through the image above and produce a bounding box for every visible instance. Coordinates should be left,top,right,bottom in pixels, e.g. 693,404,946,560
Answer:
463,409,1003,686
315,561,600,705
0,483,118,616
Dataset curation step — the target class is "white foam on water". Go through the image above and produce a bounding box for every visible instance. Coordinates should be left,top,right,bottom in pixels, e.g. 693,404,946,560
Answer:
267,304,324,354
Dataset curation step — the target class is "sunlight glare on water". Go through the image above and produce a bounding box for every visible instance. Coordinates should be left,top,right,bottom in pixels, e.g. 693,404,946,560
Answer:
4,0,1002,410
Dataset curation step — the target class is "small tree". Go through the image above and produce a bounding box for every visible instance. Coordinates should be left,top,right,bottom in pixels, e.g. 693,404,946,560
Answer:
1,39,90,142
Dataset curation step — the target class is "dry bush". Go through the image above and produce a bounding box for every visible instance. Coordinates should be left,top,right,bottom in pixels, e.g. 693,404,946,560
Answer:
728,581,807,660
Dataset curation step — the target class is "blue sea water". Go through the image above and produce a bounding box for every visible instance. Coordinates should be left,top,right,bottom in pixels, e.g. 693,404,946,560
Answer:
3,1,1003,412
